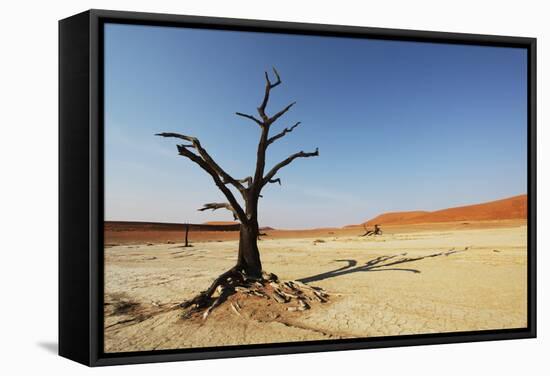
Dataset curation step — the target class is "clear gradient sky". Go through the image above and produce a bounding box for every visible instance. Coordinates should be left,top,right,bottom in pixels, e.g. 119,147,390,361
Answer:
104,23,527,229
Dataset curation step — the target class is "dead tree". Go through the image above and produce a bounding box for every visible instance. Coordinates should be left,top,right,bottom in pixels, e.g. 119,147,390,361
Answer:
361,224,383,237
183,223,190,247
157,68,320,318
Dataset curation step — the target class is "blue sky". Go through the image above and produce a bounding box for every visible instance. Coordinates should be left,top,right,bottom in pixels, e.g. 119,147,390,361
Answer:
104,23,527,228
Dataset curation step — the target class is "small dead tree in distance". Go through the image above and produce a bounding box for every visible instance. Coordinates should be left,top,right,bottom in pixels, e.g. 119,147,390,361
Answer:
157,69,322,318
183,223,190,247
360,223,383,237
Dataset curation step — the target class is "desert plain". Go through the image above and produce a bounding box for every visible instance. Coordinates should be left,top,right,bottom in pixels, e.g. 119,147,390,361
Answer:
104,195,528,352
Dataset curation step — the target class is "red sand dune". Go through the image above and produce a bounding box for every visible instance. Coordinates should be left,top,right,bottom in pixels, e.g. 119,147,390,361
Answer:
356,194,527,226
104,195,526,245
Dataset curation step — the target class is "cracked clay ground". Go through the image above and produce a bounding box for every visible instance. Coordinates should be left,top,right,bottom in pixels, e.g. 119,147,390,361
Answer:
104,223,527,353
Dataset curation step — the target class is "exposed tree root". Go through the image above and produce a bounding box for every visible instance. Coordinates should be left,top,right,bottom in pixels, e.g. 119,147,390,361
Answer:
180,268,329,320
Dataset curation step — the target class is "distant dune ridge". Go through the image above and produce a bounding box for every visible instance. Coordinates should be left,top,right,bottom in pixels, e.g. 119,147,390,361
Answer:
352,194,527,227
202,221,239,226
104,195,527,246
104,221,241,232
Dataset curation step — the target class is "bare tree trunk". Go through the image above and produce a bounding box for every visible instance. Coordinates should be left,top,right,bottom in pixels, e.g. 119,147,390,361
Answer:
236,222,262,278
184,223,190,247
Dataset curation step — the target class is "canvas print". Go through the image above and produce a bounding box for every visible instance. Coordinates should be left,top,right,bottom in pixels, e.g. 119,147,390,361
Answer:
103,23,528,353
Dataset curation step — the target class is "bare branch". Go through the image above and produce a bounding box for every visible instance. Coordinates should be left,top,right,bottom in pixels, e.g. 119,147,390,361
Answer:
258,68,282,121
156,132,246,194
156,133,247,222
269,102,296,125
198,202,238,220
235,112,263,126
267,67,282,88
156,132,198,144
198,202,233,212
263,148,319,185
267,178,281,185
267,122,301,145
222,176,252,187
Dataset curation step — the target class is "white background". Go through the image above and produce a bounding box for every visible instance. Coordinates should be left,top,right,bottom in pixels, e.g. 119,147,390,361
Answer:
1,0,547,374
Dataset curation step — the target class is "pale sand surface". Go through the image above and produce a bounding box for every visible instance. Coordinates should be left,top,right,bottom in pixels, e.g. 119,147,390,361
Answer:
104,222,527,353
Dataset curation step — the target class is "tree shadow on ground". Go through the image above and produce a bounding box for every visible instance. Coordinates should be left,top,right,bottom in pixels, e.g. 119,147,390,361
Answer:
298,248,466,284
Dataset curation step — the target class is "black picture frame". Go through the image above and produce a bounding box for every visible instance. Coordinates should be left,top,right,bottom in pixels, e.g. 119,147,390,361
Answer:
59,9,537,367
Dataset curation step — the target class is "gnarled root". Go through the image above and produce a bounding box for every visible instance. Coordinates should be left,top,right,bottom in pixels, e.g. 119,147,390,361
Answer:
179,268,329,320
179,266,245,319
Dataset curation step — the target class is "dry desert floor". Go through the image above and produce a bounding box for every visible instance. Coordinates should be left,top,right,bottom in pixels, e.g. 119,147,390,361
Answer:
104,221,527,353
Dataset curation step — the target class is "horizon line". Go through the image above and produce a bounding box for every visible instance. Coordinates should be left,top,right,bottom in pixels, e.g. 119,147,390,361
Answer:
104,192,527,229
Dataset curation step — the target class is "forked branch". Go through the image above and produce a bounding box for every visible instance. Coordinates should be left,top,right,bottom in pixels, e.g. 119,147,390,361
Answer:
155,133,247,222
156,132,247,194
267,122,301,145
258,68,282,122
265,67,282,88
